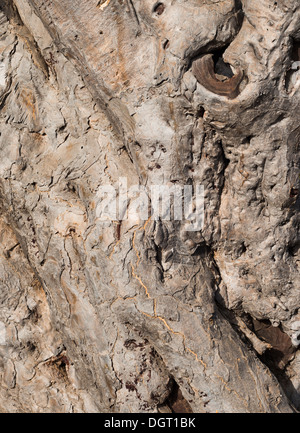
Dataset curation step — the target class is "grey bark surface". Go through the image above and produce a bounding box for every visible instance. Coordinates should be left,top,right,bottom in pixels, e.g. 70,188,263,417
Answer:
0,0,299,413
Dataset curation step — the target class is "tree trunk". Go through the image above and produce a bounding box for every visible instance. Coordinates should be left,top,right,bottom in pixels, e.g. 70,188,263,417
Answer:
0,0,299,413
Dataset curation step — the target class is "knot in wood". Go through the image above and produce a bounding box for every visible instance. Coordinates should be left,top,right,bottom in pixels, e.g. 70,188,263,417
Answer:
192,54,243,99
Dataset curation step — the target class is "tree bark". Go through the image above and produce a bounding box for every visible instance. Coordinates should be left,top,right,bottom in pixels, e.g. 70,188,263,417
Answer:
0,0,299,413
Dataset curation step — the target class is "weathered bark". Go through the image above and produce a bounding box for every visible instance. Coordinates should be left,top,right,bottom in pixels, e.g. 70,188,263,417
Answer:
0,0,299,413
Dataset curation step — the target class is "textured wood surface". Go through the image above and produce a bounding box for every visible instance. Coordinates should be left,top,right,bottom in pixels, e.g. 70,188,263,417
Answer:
0,0,299,413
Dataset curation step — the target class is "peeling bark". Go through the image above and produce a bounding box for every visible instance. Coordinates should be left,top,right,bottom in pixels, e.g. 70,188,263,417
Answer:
0,0,299,413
